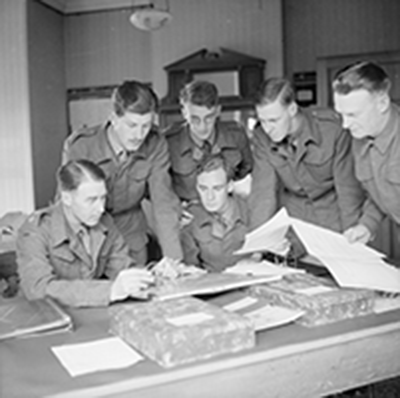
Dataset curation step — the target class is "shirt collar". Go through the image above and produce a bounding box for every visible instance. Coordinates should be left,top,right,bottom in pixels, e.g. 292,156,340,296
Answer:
371,104,398,154
50,201,107,247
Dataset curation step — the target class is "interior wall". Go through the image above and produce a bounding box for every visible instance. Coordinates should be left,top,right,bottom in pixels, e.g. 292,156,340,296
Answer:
151,0,284,98
0,0,35,216
28,0,68,208
283,0,400,78
64,0,284,100
65,8,152,88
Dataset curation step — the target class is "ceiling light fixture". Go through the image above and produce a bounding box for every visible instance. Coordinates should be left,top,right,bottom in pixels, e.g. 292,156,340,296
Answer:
129,0,172,31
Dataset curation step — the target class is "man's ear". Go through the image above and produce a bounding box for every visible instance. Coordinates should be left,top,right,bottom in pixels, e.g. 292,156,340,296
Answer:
215,105,222,118
377,92,391,114
288,101,298,118
60,191,72,207
181,101,189,122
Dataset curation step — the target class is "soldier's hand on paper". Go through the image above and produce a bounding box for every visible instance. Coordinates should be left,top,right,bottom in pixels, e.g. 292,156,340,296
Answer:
344,224,372,244
110,268,155,301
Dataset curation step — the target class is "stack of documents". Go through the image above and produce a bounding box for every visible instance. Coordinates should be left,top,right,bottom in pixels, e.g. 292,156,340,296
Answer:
236,208,400,294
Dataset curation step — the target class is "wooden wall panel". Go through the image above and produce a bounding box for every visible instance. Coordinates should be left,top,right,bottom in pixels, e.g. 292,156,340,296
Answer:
284,0,400,77
0,0,35,216
28,0,68,208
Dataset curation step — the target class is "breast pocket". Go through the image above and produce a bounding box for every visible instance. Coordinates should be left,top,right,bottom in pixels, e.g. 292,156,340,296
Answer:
50,249,80,279
386,162,400,185
303,153,334,183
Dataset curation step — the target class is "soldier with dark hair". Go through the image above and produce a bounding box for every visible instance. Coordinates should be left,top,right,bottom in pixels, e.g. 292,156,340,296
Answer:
164,80,253,203
248,77,365,233
180,154,251,272
333,61,400,243
17,160,154,307
62,80,182,265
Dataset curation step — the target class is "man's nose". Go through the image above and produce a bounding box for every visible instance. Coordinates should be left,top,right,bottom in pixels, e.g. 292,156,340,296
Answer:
206,190,215,201
341,116,351,129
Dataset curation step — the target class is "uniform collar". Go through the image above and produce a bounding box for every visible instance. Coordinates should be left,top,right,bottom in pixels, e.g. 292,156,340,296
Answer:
179,120,235,156
369,104,398,155
270,108,320,160
50,201,107,248
197,195,243,229
92,122,147,163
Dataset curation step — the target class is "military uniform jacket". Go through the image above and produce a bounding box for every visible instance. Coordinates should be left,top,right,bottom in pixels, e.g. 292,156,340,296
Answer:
355,104,400,235
180,195,250,272
248,107,365,232
16,202,133,307
62,122,182,260
165,120,253,201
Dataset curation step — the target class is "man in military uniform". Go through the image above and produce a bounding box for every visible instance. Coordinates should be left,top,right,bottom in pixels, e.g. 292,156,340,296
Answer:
248,77,365,232
180,154,250,272
333,61,400,243
17,160,154,307
164,80,253,203
62,81,182,265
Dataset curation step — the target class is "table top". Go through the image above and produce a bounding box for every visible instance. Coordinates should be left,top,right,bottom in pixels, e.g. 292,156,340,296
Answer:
1,295,400,398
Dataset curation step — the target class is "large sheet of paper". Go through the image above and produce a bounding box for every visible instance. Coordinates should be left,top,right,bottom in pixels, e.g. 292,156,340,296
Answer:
149,272,282,301
290,218,400,293
235,208,400,293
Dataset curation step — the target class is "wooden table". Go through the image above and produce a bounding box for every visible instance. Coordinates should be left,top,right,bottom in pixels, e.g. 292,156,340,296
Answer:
1,298,400,398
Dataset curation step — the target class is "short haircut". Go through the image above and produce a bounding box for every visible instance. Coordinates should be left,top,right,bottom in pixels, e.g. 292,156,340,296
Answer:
57,159,106,192
332,61,391,95
112,80,158,116
180,80,219,108
196,154,234,181
253,77,295,107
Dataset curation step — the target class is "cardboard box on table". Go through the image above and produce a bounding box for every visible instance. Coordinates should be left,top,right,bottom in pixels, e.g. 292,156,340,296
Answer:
249,273,375,327
109,297,255,368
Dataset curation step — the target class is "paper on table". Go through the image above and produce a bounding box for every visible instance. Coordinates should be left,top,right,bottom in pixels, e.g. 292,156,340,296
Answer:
52,337,142,377
234,208,291,255
225,260,304,277
291,217,400,293
222,296,304,331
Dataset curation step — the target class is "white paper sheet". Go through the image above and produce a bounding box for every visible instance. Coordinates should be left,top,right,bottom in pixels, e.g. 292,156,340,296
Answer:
52,337,143,377
290,217,400,293
234,208,291,255
225,260,304,277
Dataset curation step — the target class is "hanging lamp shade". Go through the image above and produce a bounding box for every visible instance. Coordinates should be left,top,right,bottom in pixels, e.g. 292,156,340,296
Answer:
129,4,172,31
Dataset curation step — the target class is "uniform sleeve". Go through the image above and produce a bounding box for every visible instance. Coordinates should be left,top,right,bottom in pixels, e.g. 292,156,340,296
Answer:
248,128,279,230
102,215,136,280
16,222,113,308
234,124,254,180
332,127,366,230
148,135,183,260
359,196,385,237
180,224,201,267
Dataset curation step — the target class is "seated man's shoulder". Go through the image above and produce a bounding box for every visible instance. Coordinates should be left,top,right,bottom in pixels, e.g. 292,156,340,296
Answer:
19,207,53,234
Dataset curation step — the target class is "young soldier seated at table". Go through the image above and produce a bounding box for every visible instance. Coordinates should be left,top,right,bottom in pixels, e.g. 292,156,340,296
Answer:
62,81,182,266
164,80,253,203
16,160,154,308
180,154,251,272
248,77,365,233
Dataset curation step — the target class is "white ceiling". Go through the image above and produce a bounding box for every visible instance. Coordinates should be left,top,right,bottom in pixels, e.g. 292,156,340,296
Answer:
40,0,152,14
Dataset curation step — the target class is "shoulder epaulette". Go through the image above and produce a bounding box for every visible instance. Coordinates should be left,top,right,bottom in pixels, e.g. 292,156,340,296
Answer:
24,208,50,227
163,121,185,138
67,124,101,146
309,106,341,123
